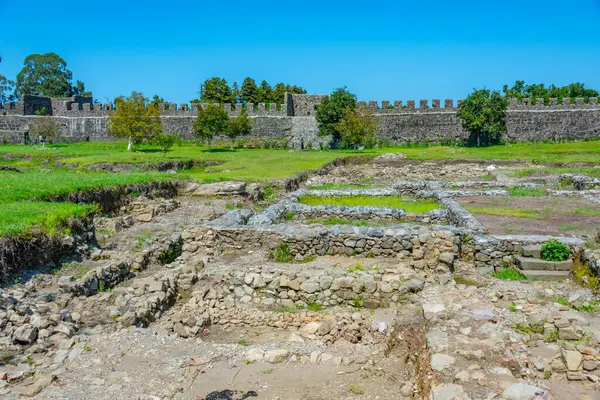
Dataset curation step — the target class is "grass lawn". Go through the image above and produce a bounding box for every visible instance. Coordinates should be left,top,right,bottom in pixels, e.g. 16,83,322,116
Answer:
0,169,169,203
0,201,93,237
1,139,600,237
306,218,392,227
299,195,441,212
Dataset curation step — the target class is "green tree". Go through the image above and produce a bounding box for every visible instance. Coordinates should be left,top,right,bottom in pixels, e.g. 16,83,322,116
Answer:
193,103,229,150
336,108,378,150
108,92,164,151
258,80,273,103
15,53,85,98
200,77,234,103
231,81,240,103
226,108,253,148
72,80,91,97
0,56,15,104
152,133,180,153
240,77,259,104
315,87,357,144
456,88,507,147
30,107,61,145
272,82,307,104
151,95,165,107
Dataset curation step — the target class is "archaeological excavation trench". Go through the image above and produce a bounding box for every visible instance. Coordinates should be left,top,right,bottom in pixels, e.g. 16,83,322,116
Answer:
1,156,600,399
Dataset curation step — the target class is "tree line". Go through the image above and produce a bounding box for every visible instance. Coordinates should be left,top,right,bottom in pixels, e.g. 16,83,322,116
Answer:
195,76,306,105
108,92,253,152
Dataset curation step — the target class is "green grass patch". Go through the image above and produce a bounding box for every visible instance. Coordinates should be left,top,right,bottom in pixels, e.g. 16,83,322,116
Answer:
0,169,170,203
464,206,542,219
347,263,367,273
492,268,527,281
0,201,93,236
308,183,376,190
513,322,545,335
558,224,577,232
572,207,600,217
306,217,392,227
507,186,546,197
299,195,440,212
513,167,600,179
306,303,323,312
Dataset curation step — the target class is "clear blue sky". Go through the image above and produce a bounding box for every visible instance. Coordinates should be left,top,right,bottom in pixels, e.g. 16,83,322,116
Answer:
1,0,599,104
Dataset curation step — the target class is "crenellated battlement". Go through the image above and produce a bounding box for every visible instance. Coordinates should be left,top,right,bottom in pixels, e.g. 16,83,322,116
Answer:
357,99,461,113
0,95,289,117
508,97,599,110
352,97,600,113
4,95,599,119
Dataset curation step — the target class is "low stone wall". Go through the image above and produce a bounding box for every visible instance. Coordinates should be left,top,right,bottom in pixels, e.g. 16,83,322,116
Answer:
58,234,182,296
165,286,388,345
199,263,429,310
185,222,460,266
560,174,600,190
289,206,447,225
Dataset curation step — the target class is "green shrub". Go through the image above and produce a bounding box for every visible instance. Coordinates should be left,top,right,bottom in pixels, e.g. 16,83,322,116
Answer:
540,239,570,261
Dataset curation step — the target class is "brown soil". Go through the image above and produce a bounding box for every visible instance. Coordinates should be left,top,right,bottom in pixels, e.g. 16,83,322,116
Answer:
458,196,600,237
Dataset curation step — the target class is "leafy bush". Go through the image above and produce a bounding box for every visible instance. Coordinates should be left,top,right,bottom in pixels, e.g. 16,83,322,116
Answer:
336,107,378,150
151,133,180,153
540,239,570,261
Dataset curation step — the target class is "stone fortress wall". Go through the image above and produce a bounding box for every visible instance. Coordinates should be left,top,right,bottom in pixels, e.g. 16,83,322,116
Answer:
1,93,599,145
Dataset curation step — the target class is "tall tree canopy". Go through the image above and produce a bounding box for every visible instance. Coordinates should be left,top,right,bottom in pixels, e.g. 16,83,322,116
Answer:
0,56,15,104
502,81,599,103
197,76,306,104
108,92,163,151
315,87,357,144
200,77,235,104
15,53,88,98
240,78,259,104
193,103,229,150
456,88,507,147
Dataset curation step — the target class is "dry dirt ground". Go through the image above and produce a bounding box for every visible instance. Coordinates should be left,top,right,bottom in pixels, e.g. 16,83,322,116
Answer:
458,196,600,238
3,160,600,400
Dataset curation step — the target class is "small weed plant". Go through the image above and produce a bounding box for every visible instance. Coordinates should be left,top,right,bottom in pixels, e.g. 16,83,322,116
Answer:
270,242,293,263
347,263,366,273
351,296,364,308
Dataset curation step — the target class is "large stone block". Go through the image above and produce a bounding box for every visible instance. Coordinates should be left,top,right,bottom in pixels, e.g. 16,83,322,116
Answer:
515,256,572,271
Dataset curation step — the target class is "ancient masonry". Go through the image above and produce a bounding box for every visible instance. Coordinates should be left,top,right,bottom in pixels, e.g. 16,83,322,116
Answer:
1,93,599,146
